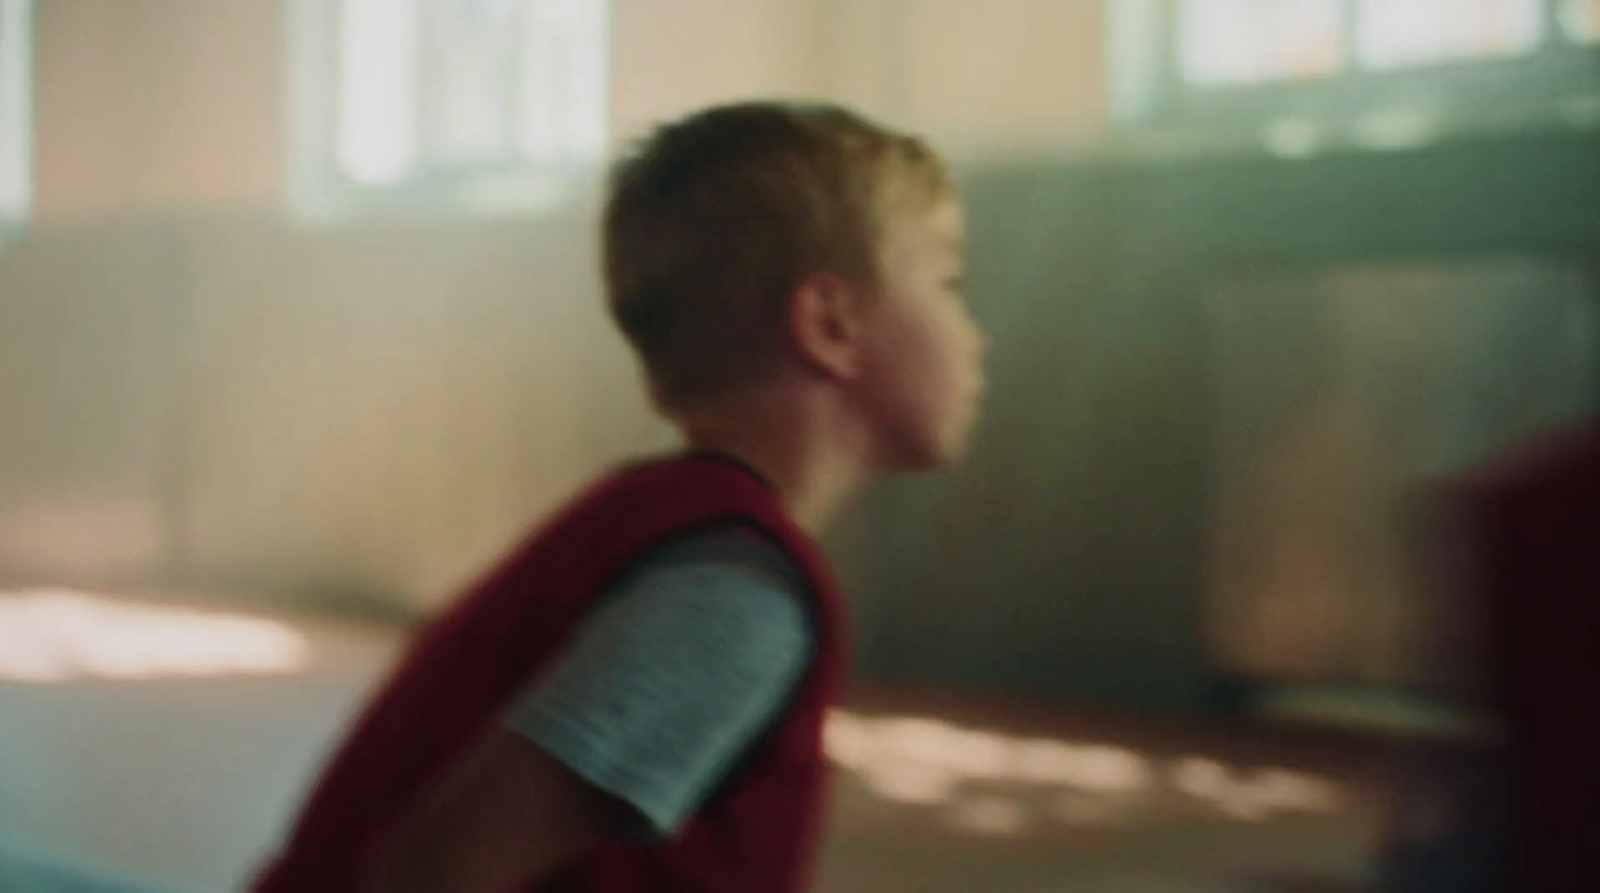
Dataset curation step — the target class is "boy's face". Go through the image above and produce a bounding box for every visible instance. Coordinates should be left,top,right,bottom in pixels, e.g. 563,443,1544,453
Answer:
854,193,988,469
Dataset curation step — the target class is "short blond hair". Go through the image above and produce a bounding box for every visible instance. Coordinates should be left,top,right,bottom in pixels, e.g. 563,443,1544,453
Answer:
603,101,952,410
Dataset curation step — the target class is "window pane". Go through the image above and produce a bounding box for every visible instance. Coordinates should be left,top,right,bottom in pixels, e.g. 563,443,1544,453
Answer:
331,0,606,191
518,0,608,162
1563,0,1600,43
337,0,421,185
1180,0,1347,87
0,0,30,221
1355,0,1544,70
426,0,522,165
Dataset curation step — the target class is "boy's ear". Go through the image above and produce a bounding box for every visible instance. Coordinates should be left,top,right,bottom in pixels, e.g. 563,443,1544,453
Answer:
788,272,866,382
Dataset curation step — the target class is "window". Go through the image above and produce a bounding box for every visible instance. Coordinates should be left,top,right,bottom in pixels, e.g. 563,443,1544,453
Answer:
1353,0,1544,71
1178,0,1595,87
1179,0,1349,87
0,0,31,226
1117,0,1600,137
293,0,609,214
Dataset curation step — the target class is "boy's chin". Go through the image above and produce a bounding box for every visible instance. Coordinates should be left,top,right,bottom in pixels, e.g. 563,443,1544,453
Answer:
931,439,974,469
884,435,972,473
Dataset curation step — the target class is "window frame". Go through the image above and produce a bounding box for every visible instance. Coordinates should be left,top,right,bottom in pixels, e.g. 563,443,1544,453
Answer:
0,0,33,230
287,0,611,221
1114,0,1600,145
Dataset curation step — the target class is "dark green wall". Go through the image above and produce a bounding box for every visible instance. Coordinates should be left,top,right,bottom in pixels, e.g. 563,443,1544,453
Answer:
833,128,1600,712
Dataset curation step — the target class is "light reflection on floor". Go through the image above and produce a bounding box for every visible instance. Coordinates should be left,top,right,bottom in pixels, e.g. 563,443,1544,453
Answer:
0,589,310,682
826,710,1346,838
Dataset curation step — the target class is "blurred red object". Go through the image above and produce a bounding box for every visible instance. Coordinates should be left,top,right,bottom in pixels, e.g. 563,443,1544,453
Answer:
1465,421,1600,893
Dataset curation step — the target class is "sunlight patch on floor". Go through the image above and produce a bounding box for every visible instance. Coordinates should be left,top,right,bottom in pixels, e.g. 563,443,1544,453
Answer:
827,709,1346,836
0,589,310,682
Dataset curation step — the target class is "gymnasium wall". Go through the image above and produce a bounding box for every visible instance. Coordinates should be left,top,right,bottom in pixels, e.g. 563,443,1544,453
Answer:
4,0,1597,711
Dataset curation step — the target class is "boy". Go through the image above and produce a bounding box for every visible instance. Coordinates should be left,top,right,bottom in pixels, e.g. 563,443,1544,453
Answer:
249,101,986,893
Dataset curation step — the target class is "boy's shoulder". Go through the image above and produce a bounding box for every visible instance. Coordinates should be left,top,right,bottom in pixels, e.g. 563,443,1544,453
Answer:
500,453,816,586
558,453,788,523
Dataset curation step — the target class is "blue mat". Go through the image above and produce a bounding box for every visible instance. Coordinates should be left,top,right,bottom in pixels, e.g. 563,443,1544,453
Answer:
0,841,175,893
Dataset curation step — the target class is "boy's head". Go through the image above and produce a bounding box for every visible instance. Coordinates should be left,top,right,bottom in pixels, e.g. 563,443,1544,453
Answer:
604,101,986,469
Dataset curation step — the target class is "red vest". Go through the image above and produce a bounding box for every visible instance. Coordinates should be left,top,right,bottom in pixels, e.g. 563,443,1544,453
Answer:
1465,424,1600,892
250,455,848,893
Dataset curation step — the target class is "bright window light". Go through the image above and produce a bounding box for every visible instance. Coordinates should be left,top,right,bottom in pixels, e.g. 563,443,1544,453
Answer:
1177,0,1560,88
0,590,310,683
337,0,421,185
331,0,607,189
1180,0,1348,87
0,0,31,222
1355,0,1544,70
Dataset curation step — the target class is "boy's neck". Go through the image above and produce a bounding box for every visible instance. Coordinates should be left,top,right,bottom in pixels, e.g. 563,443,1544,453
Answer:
676,389,873,533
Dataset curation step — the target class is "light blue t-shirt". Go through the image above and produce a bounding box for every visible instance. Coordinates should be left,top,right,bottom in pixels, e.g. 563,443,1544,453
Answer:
499,526,814,837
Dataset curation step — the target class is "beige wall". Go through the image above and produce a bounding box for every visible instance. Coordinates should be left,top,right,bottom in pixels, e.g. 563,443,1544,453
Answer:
612,0,1112,154
34,0,284,219
174,214,667,612
31,0,1112,220
0,224,185,583
612,0,830,136
0,213,670,613
902,0,1109,158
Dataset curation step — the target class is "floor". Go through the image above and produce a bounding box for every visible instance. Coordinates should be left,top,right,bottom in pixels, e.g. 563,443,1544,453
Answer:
0,590,1388,892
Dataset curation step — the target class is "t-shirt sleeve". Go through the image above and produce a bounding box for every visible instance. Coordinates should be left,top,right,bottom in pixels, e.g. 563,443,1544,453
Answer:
499,528,813,838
